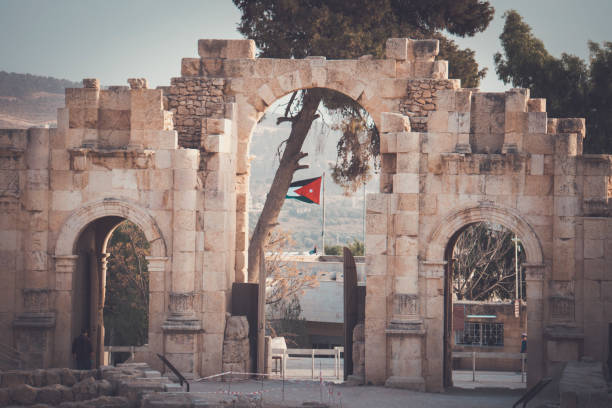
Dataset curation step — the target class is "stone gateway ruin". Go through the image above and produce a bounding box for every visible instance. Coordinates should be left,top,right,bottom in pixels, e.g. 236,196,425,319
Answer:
1,38,611,392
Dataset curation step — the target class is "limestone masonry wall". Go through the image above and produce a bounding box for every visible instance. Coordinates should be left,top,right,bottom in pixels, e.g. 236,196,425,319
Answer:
1,36,611,393
163,77,225,149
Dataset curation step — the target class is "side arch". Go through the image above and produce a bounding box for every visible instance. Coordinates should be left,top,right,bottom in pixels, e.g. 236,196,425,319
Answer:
425,203,544,264
54,198,167,258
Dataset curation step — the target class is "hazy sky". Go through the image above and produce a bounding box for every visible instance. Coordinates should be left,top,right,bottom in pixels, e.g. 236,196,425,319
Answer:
1,0,611,91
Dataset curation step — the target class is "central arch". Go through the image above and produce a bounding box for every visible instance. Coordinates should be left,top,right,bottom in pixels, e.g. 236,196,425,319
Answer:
423,203,546,389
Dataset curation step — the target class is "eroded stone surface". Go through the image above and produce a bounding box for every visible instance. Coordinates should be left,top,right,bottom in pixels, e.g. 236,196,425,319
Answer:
1,36,611,394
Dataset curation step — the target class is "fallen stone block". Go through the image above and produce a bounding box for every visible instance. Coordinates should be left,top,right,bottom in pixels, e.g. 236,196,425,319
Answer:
1,370,33,387
10,383,39,405
60,368,77,387
72,376,98,401
58,395,129,408
36,383,64,406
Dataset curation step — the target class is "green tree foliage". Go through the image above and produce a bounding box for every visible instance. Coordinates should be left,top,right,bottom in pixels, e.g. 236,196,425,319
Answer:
324,239,364,256
235,0,495,281
452,222,525,301
347,238,365,256
324,244,343,256
494,10,612,153
103,221,150,347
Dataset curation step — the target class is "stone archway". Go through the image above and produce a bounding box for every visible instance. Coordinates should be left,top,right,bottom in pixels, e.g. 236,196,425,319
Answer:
423,203,546,389
53,198,168,367
55,198,167,257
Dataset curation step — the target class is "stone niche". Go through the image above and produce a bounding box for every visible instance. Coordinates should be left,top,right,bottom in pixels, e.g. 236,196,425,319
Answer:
13,289,56,369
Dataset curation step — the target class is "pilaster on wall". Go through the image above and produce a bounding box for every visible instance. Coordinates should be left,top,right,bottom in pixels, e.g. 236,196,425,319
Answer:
52,255,78,367
10,128,55,368
163,148,202,377
418,261,446,393
523,263,546,387
366,112,427,388
550,118,584,287
199,102,238,376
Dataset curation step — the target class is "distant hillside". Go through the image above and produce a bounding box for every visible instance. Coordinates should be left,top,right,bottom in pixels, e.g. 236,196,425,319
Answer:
0,71,79,128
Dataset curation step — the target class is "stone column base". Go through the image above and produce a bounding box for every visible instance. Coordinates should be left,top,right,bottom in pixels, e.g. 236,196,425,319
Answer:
13,312,56,369
385,376,425,391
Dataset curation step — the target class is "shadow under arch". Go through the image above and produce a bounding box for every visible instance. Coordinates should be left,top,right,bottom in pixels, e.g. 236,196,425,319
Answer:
53,198,168,368
423,203,545,389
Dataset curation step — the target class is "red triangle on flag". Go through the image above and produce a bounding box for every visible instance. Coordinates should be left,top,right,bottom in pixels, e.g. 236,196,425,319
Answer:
294,177,321,204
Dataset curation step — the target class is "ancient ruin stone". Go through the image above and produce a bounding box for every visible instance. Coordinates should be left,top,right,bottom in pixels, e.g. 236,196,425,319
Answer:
1,370,32,387
353,323,365,342
72,376,98,401
58,396,129,408
32,369,46,387
128,78,148,90
97,379,113,396
45,368,62,386
2,35,611,392
82,78,100,89
222,338,249,362
36,384,63,405
0,388,9,406
60,368,77,387
10,383,39,405
224,316,249,340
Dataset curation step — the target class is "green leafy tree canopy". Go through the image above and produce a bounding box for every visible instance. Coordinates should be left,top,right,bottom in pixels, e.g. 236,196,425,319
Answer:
494,10,612,153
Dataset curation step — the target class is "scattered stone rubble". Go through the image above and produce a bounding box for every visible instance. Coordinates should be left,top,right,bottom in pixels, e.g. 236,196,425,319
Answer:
141,392,330,408
558,358,612,408
0,363,180,407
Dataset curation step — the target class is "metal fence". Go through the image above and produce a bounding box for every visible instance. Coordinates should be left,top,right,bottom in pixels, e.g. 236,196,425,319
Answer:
271,347,344,380
452,351,527,383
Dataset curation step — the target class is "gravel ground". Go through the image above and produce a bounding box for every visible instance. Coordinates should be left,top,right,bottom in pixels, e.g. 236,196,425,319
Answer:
189,377,551,408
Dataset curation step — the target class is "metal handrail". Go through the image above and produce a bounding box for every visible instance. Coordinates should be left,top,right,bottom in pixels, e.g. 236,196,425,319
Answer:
512,377,552,408
452,351,527,383
156,353,189,392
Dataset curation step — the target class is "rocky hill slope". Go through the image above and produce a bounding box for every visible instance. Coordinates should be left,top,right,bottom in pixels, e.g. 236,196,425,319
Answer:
0,71,79,128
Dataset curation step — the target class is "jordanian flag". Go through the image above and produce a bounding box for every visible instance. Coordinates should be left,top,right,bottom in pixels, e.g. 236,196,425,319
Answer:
286,176,322,204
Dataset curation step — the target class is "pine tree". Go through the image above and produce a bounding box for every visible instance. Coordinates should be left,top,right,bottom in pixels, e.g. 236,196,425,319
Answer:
233,0,495,281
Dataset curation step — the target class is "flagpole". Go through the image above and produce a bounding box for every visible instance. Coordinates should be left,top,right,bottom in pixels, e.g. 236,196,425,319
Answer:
363,180,366,253
322,172,326,255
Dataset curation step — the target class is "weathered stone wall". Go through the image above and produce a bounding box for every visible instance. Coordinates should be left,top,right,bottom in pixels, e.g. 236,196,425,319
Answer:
399,79,458,132
163,77,226,149
1,35,611,394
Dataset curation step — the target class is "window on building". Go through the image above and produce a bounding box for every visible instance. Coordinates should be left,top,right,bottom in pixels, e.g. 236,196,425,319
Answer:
455,322,504,346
